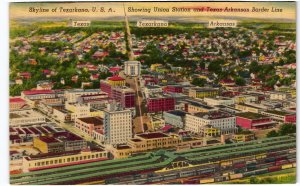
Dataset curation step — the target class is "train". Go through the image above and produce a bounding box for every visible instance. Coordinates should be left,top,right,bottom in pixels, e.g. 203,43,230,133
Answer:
10,135,296,185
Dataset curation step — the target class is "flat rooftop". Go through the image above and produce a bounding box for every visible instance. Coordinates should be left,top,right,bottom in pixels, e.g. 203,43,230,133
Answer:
237,103,262,110
38,132,84,143
25,147,104,161
137,132,169,139
115,145,132,150
264,110,293,116
130,138,142,142
77,117,103,126
191,88,218,92
185,100,214,110
166,110,186,117
236,112,269,120
192,111,232,120
67,89,100,93
10,110,43,119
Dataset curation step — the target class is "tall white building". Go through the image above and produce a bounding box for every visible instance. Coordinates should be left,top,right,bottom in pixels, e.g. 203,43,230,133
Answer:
185,111,236,135
124,61,141,77
104,103,133,145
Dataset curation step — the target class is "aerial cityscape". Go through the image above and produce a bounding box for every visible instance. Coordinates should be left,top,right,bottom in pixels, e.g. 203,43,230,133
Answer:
9,2,296,185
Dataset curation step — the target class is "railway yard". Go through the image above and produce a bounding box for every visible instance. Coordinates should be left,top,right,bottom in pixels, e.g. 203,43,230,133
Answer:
10,135,296,185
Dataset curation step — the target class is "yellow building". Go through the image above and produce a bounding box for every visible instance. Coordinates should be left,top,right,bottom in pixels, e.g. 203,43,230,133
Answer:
232,133,255,142
107,75,125,86
90,109,104,118
23,148,108,172
110,132,181,159
189,88,219,99
110,132,221,159
184,100,218,114
150,64,162,71
203,127,220,137
33,136,64,154
235,104,261,113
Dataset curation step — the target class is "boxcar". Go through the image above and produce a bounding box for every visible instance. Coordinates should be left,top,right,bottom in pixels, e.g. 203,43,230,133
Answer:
200,178,215,184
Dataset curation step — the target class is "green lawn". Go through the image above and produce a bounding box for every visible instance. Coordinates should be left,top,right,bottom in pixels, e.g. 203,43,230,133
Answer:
221,168,296,184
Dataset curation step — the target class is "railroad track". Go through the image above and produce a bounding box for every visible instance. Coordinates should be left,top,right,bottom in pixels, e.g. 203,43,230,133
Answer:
10,135,296,185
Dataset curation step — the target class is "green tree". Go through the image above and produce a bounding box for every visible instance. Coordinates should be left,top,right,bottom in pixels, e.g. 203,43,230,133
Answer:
191,78,207,87
235,76,246,86
266,130,279,138
249,61,259,73
199,61,206,69
278,123,296,136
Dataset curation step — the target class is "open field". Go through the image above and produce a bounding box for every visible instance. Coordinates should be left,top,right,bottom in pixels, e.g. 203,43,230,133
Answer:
222,168,296,184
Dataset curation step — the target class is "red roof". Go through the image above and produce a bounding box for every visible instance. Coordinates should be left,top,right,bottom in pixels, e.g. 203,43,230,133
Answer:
220,79,235,83
161,125,173,131
108,75,124,81
10,98,26,103
109,67,121,72
42,69,50,74
22,90,54,95
92,74,99,78
19,72,31,76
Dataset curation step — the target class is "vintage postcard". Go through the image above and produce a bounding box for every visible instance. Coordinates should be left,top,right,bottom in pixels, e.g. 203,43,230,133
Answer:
9,1,296,184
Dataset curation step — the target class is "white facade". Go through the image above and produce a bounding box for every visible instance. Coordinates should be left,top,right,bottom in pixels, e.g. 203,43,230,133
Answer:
234,95,257,104
10,109,46,126
204,97,234,106
270,92,290,101
65,89,100,103
53,109,71,123
65,102,91,121
104,104,132,145
185,113,236,134
124,61,141,77
143,86,163,98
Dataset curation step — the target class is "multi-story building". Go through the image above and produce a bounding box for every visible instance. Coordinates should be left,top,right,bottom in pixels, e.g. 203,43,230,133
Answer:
64,89,101,103
33,136,65,153
33,132,87,153
75,117,103,136
110,132,181,158
188,88,219,99
65,103,91,121
182,99,218,113
232,133,255,142
21,90,63,101
144,85,163,99
236,112,277,129
10,109,46,126
185,111,236,135
77,93,108,104
204,97,234,106
147,94,175,113
150,115,166,129
100,75,126,98
110,132,217,159
124,60,141,76
10,97,28,111
261,110,296,123
234,94,257,104
100,80,113,98
112,86,135,108
235,103,263,113
22,147,108,172
53,108,72,123
269,91,292,101
163,110,186,128
103,103,133,145
107,75,126,86
163,85,183,93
